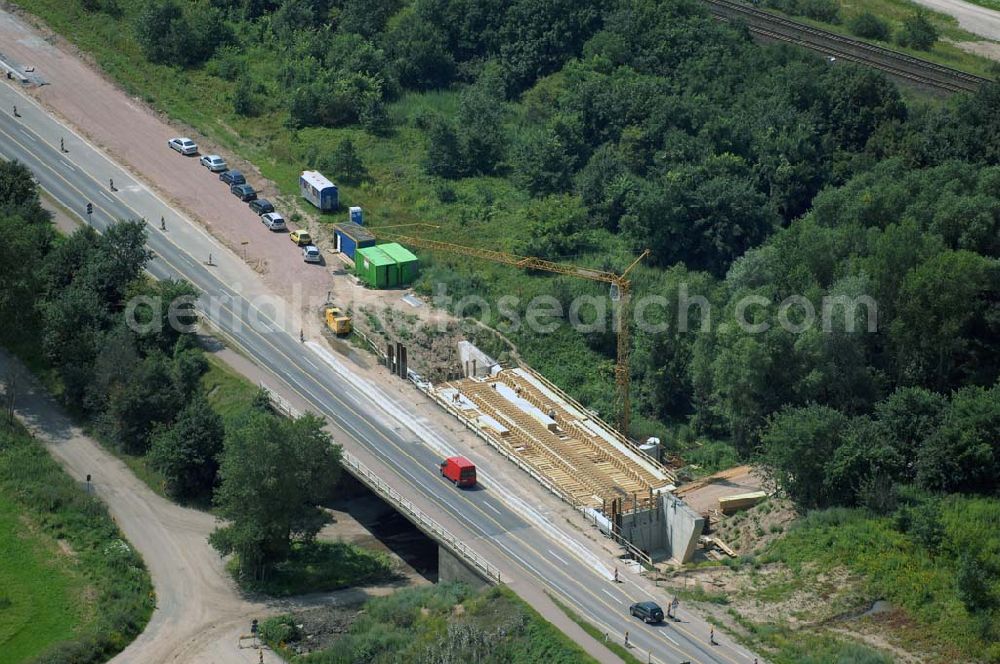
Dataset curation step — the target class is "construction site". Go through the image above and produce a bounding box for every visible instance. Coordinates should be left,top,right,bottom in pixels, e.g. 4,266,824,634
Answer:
315,216,722,565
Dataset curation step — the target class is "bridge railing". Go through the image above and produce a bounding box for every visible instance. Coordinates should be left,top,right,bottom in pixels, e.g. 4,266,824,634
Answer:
419,379,655,569
263,385,503,585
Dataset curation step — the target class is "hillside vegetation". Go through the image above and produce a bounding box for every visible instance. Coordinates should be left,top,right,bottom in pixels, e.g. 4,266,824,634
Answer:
5,1,1000,657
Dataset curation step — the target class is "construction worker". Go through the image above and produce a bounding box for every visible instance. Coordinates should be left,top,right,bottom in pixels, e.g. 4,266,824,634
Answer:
710,627,716,645
12,105,18,117
109,177,115,191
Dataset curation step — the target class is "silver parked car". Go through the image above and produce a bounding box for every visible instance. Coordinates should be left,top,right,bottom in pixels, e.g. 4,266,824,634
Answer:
199,154,227,171
261,212,286,231
168,137,198,155
302,244,321,263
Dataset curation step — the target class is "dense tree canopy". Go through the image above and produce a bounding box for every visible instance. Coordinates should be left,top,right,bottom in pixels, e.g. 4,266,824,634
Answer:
210,412,342,579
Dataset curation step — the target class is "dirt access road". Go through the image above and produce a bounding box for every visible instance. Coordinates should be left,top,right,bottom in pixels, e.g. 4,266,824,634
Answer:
0,349,401,664
910,0,1000,41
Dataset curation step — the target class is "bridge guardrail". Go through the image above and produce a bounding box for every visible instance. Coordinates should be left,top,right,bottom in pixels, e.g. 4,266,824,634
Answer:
263,385,502,585
420,381,655,569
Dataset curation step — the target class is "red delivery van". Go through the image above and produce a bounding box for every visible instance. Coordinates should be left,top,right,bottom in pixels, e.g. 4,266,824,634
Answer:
440,456,477,488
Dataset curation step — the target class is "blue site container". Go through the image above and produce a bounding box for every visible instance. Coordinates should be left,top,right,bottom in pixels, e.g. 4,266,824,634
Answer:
333,222,376,261
349,206,363,225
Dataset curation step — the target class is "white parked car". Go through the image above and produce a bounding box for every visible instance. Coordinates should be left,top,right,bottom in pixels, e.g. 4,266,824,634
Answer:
168,137,198,155
302,244,321,263
261,212,286,231
199,154,227,171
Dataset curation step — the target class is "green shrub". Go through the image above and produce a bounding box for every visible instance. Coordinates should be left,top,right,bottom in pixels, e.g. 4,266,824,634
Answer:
436,183,457,203
897,11,939,50
799,0,840,23
260,615,300,646
848,12,891,41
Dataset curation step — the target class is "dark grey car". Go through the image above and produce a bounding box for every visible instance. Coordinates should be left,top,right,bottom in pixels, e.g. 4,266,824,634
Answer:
629,601,663,624
219,169,245,186
249,198,274,215
231,183,257,201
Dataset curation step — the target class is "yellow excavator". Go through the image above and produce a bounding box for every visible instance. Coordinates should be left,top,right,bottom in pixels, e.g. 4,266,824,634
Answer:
325,306,352,336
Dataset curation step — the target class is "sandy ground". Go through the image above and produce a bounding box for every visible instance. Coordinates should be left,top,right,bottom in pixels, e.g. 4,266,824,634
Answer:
0,348,410,663
674,465,765,515
952,37,1000,60
910,0,1000,41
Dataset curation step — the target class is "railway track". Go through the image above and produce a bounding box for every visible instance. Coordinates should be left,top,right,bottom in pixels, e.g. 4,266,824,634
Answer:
704,0,993,94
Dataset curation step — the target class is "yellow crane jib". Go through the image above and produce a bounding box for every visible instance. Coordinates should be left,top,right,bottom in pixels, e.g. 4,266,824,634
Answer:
370,225,649,435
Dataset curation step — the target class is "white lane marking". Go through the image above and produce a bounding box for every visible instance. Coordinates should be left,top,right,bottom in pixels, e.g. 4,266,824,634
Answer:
484,502,502,516
547,548,569,565
60,159,75,172
496,542,545,580
19,128,36,142
99,190,114,201
661,632,679,646
601,588,623,604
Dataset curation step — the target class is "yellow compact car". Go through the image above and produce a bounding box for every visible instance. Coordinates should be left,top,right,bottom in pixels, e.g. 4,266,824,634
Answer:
289,230,312,246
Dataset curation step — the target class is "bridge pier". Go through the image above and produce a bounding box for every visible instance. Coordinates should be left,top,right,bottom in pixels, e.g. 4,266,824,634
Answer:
438,545,490,588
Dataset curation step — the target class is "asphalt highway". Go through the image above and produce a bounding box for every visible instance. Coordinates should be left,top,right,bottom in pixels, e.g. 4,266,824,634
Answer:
0,92,759,664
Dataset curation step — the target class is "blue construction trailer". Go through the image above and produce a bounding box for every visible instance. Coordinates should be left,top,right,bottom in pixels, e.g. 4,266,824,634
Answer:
299,170,339,211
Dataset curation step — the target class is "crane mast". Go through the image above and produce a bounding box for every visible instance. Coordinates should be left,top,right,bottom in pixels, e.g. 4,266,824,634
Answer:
374,228,648,435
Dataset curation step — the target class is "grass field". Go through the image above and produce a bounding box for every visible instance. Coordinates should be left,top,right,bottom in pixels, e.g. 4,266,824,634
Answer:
200,353,261,427
0,421,153,664
0,495,83,663
965,0,1000,11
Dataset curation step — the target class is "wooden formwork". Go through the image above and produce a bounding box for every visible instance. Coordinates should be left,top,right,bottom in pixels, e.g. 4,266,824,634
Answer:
443,370,667,511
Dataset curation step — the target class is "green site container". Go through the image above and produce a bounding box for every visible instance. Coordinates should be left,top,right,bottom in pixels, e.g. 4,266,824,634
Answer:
378,242,420,285
355,245,398,289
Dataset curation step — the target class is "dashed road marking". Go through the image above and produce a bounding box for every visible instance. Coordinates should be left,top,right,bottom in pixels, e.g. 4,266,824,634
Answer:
547,548,569,565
